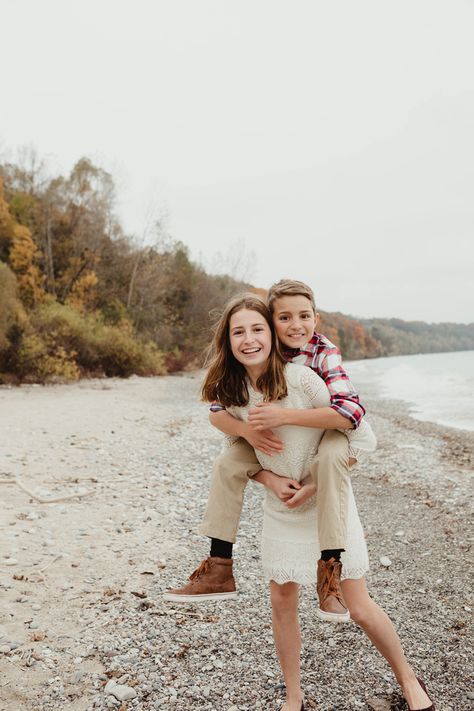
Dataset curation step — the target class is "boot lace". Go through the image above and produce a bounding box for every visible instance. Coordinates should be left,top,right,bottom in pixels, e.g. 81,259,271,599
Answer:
189,558,211,581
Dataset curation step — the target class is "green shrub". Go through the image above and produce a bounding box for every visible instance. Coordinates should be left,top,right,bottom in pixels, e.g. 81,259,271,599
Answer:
16,333,80,382
21,301,165,380
94,320,165,377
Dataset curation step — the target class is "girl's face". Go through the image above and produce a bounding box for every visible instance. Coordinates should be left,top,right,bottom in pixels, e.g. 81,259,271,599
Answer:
229,308,272,374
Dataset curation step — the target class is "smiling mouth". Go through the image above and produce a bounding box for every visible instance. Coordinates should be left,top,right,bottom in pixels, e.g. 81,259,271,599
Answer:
242,347,261,354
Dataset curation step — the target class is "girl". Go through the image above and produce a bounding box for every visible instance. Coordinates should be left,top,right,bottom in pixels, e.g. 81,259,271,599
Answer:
201,293,434,711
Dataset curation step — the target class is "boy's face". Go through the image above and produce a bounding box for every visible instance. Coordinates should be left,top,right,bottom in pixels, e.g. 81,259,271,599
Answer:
272,295,317,349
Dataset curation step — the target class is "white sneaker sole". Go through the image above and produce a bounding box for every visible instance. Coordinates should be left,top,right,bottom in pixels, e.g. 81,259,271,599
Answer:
316,607,350,623
162,591,238,603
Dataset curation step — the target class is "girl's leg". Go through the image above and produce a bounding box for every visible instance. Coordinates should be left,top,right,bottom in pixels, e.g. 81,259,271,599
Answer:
270,581,304,711
341,578,432,710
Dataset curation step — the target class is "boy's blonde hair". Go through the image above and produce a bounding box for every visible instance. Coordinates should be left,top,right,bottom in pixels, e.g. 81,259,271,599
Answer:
267,279,316,313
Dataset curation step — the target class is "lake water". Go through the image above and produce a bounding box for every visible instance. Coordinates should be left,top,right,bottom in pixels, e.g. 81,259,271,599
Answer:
346,350,474,432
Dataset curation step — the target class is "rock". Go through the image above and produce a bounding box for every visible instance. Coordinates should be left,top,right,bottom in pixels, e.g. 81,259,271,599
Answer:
4,558,18,566
0,644,11,654
70,669,86,683
379,556,392,567
104,679,137,701
367,699,392,711
467,691,474,700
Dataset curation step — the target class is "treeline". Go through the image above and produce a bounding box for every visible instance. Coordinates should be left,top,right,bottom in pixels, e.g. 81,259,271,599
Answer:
318,312,474,360
0,152,472,384
361,317,474,357
0,153,249,383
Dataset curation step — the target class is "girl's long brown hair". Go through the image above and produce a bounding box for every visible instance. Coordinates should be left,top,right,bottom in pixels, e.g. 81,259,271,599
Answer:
201,293,288,407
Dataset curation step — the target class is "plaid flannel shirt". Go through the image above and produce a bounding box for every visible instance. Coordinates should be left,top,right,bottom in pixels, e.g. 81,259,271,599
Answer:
282,332,365,428
210,331,365,428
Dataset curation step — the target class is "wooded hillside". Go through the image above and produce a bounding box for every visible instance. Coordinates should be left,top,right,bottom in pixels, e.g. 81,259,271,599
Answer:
0,152,472,383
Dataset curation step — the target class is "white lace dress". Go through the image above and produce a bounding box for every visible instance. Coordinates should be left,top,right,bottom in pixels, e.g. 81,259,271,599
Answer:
227,363,369,585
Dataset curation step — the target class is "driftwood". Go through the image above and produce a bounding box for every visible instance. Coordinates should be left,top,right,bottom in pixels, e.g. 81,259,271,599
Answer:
0,476,95,503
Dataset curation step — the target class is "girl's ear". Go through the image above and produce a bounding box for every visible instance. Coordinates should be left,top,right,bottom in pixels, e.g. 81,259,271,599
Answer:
314,312,320,330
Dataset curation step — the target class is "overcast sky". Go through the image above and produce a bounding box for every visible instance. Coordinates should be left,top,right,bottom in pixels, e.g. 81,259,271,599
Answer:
2,1,473,323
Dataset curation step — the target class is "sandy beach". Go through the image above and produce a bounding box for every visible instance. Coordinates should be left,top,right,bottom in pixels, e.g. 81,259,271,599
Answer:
0,371,473,711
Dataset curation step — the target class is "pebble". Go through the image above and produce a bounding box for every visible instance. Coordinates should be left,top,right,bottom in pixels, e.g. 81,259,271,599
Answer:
379,556,392,567
104,680,137,702
4,558,18,566
0,644,11,654
70,670,86,684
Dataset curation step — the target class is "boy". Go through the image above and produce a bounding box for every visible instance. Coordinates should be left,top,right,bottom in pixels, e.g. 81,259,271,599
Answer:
164,280,376,621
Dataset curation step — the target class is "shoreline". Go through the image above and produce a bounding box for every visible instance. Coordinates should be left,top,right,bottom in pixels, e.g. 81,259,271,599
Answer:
0,374,473,710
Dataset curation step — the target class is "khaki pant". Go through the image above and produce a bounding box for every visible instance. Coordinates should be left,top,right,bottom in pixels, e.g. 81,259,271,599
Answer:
198,430,350,550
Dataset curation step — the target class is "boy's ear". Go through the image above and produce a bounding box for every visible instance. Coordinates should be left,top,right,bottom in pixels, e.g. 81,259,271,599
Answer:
314,312,320,329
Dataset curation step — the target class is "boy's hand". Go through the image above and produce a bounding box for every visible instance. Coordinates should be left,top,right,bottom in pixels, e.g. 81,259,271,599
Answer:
243,425,284,456
285,482,316,509
249,402,287,430
269,476,302,502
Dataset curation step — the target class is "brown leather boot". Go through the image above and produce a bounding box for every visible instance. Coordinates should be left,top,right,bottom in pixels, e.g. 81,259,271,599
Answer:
163,557,237,602
316,557,350,623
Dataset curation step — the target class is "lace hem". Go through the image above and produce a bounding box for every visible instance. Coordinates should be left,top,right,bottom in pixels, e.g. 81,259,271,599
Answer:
261,535,369,586
263,564,369,585
263,566,317,585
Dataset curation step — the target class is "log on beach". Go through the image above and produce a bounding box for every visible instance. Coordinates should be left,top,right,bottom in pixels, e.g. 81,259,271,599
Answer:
0,374,473,711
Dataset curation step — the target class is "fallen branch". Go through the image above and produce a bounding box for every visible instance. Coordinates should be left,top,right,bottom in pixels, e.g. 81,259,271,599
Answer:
0,477,96,503
38,554,62,574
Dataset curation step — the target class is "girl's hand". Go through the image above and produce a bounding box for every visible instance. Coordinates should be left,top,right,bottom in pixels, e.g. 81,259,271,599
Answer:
269,475,302,502
285,482,316,509
249,402,287,430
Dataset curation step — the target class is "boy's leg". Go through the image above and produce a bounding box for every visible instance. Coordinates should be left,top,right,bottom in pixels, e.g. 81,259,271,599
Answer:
309,429,351,622
163,439,261,602
310,429,351,550
197,439,261,543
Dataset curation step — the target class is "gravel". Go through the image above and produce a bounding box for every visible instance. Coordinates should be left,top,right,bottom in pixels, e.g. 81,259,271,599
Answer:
0,372,472,710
